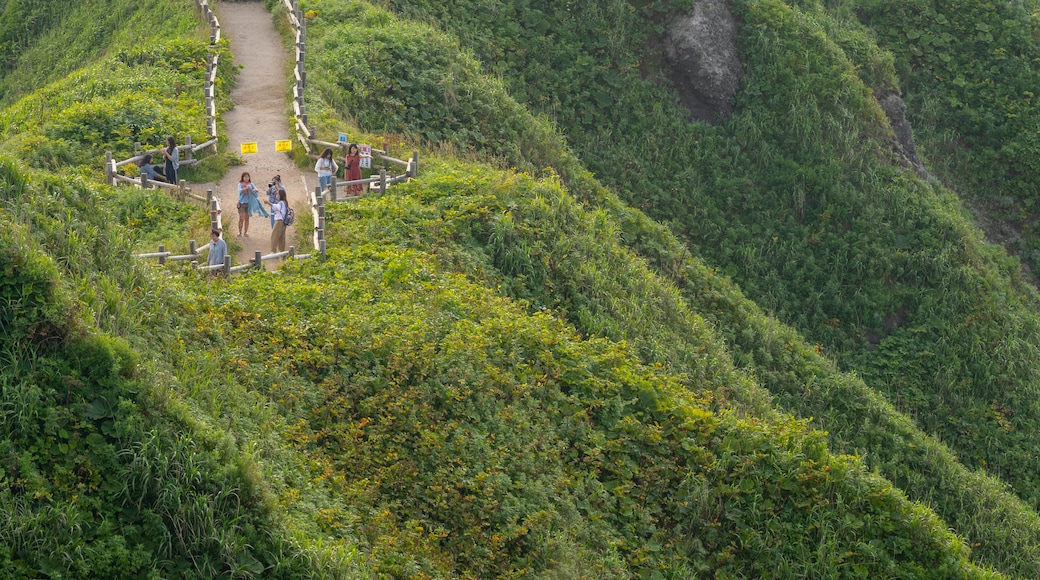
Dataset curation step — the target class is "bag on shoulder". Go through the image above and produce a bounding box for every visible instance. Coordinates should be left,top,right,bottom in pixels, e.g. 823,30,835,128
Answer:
283,205,296,226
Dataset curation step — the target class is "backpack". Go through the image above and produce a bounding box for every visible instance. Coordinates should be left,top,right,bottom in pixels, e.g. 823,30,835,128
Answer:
283,205,296,227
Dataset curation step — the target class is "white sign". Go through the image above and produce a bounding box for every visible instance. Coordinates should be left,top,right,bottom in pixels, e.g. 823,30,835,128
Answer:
359,144,372,169
338,132,349,144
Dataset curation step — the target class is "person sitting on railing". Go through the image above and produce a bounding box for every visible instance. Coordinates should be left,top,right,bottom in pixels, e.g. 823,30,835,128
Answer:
315,148,338,192
345,143,363,195
138,154,167,184
207,228,228,276
266,175,286,228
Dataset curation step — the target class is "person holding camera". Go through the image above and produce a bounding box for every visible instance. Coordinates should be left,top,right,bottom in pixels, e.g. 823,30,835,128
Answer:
207,229,228,276
266,175,286,228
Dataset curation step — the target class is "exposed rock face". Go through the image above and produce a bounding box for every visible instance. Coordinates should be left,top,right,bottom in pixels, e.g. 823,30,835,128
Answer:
663,0,742,123
877,92,929,178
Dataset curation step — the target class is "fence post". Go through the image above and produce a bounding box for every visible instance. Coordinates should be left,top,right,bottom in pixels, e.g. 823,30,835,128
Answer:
189,240,197,257
289,246,296,259
379,167,387,194
140,174,148,189
314,185,324,248
179,179,187,200
320,238,327,260
209,192,218,231
330,176,338,202
185,134,193,164
223,255,231,276
410,151,419,178
158,245,166,265
105,151,114,186
254,251,263,270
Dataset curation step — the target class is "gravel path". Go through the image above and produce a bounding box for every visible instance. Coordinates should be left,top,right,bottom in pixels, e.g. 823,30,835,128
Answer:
211,1,315,266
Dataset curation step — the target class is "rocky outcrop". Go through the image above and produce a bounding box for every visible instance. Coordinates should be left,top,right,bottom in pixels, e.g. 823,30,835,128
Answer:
877,92,929,178
663,0,742,123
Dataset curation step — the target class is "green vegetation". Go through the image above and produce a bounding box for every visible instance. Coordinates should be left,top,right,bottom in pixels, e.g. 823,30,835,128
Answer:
848,0,1040,270
376,0,1040,522
0,0,207,105
6,0,1040,576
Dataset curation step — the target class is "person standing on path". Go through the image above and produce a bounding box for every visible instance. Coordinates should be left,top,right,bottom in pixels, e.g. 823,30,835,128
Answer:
315,148,338,192
265,188,288,253
160,136,179,185
237,172,267,237
266,175,286,228
344,143,363,195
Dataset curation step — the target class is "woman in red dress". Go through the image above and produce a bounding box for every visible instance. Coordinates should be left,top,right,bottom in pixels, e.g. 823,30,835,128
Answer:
344,143,363,195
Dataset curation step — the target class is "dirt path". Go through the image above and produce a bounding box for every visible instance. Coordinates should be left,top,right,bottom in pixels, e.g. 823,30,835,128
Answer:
211,1,314,266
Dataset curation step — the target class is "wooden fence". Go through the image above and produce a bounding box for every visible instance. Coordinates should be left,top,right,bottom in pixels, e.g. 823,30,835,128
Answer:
136,242,315,276
135,187,317,275
137,0,423,277
282,0,418,177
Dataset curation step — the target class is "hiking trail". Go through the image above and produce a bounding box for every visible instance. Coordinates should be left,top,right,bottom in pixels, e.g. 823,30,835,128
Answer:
206,2,316,266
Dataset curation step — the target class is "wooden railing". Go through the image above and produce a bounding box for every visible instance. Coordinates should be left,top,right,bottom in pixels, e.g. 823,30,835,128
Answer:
136,242,315,276
137,0,426,276
280,2,419,178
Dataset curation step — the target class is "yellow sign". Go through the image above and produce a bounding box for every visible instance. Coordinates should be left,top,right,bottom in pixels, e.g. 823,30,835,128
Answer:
275,140,292,152
240,142,258,155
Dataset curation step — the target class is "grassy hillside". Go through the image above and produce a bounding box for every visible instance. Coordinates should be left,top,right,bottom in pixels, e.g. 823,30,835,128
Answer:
0,0,209,105
848,0,1040,273
294,0,1040,575
4,0,1040,576
373,0,1040,512
0,126,999,575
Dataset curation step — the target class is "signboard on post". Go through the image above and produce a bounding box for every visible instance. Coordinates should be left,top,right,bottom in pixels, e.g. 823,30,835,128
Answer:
359,144,372,169
338,132,349,145
240,142,258,155
275,140,292,152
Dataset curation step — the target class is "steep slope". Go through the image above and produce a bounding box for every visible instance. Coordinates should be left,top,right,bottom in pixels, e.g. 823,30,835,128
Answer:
295,0,1040,576
0,0,1036,576
374,0,1040,515
0,0,205,105
848,0,1040,275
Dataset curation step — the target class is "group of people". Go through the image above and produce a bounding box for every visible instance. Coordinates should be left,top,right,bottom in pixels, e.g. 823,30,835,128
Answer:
235,172,290,254
138,137,180,184
207,144,367,275
315,145,363,195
